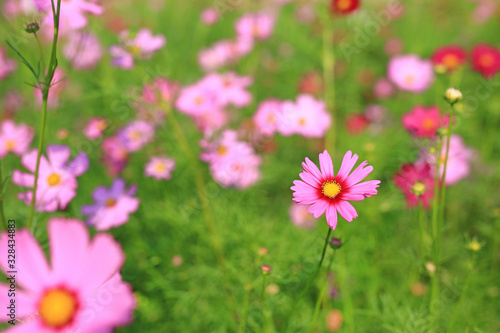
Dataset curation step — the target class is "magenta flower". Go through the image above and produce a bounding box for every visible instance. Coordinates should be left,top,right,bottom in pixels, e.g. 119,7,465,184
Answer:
291,150,380,229
0,48,16,80
393,162,435,209
63,31,103,70
119,120,155,152
13,145,88,212
388,54,434,93
402,105,445,138
145,156,175,180
0,120,34,158
0,218,136,331
81,178,140,230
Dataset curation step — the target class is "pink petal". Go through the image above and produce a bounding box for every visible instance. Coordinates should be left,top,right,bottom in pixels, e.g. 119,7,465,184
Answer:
336,201,358,222
47,145,71,169
21,150,48,173
319,150,334,179
325,204,338,229
342,162,373,188
301,157,322,181
347,180,380,198
306,199,329,218
336,151,358,183
12,171,34,188
299,171,321,188
0,284,36,322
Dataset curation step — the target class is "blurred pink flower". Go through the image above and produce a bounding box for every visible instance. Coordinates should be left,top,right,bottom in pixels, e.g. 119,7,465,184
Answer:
290,203,317,229
83,117,107,140
38,0,103,32
12,145,89,212
291,150,380,229
0,218,136,331
421,134,473,186
81,178,139,230
388,54,434,93
0,120,34,158
145,156,175,180
0,48,17,80
3,0,37,16
384,37,403,56
277,95,331,138
110,29,166,69
135,77,179,124
393,162,434,209
364,104,387,123
119,120,155,152
102,136,129,176
34,68,67,109
198,72,253,108
198,38,253,72
253,99,284,137
235,13,275,41
63,31,103,70
373,77,394,99
2,90,23,114
402,105,444,138
201,7,220,25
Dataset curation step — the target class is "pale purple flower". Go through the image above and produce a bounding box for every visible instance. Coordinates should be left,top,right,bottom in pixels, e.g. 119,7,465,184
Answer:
12,145,89,212
81,178,139,230
119,120,155,152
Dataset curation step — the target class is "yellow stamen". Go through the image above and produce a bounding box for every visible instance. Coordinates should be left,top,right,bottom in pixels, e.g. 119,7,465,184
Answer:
480,54,494,67
105,198,117,207
442,54,459,70
322,180,342,199
336,0,352,10
38,288,78,329
4,139,16,151
298,118,307,126
404,75,415,84
217,146,228,156
47,173,61,187
422,118,436,130
154,162,166,173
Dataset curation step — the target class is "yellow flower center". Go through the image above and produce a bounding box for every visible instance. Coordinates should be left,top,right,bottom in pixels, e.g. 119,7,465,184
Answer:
422,117,436,130
468,241,481,252
154,162,166,173
129,45,141,56
298,118,307,126
96,119,107,131
105,198,117,207
4,139,16,151
194,96,204,106
480,54,494,67
412,182,426,196
47,173,61,187
217,145,228,155
266,114,276,124
337,0,352,10
322,180,342,199
442,54,459,70
404,75,415,84
38,288,78,329
128,130,142,141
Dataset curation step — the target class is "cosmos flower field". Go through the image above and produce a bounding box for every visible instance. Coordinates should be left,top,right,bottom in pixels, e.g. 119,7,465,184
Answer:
0,0,499,332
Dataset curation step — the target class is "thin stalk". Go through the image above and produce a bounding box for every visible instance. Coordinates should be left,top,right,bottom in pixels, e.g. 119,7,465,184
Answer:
27,0,62,229
417,201,426,263
447,256,475,332
307,251,335,333
34,32,46,73
337,248,354,333
239,286,251,333
261,275,267,332
0,162,7,230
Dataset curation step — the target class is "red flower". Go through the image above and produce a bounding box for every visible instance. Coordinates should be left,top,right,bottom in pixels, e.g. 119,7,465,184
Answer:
431,45,466,72
471,44,500,78
330,0,360,15
393,162,435,209
346,114,369,135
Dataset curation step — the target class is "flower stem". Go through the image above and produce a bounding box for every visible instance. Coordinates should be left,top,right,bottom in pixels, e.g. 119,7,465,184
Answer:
307,250,335,333
26,0,62,230
417,201,426,263
446,255,475,332
34,32,46,73
0,161,7,230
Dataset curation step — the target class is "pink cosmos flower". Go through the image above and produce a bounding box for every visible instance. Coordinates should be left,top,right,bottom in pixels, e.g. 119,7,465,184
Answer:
384,37,403,56
145,156,175,180
235,13,275,41
421,134,473,186
37,0,103,32
402,105,445,138
291,150,380,229
198,38,253,72
373,77,394,99
0,48,16,80
0,120,34,158
3,0,37,16
119,120,155,152
201,8,220,25
198,72,253,108
12,145,89,212
3,90,23,114
110,29,166,69
201,130,261,189
277,95,331,138
83,117,107,140
253,99,284,137
81,178,139,230
393,162,435,209
290,202,317,229
63,31,103,70
135,77,179,124
0,218,136,332
102,136,129,176
388,54,434,93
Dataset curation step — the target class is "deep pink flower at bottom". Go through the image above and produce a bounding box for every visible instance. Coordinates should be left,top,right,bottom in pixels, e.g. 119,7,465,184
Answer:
0,218,136,332
291,150,380,229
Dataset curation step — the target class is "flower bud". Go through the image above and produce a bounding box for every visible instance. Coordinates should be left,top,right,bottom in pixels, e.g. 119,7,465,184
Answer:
25,22,40,34
444,88,462,104
329,238,342,250
261,265,271,275
467,240,481,252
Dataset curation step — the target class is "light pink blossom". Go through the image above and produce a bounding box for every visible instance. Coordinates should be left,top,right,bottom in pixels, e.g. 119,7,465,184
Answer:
145,156,176,180
0,120,34,158
388,54,434,93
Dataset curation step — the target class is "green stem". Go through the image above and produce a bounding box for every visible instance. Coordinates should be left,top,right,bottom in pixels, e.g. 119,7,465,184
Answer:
261,275,267,331
417,201,426,263
239,286,251,333
0,162,7,230
338,248,354,333
34,32,46,73
307,251,335,333
26,0,61,230
447,257,475,332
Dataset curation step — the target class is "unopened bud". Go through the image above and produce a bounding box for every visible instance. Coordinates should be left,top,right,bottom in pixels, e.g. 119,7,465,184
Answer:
258,247,268,256
444,88,462,105
25,22,40,34
467,240,481,252
425,262,436,275
329,238,342,250
261,265,271,275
